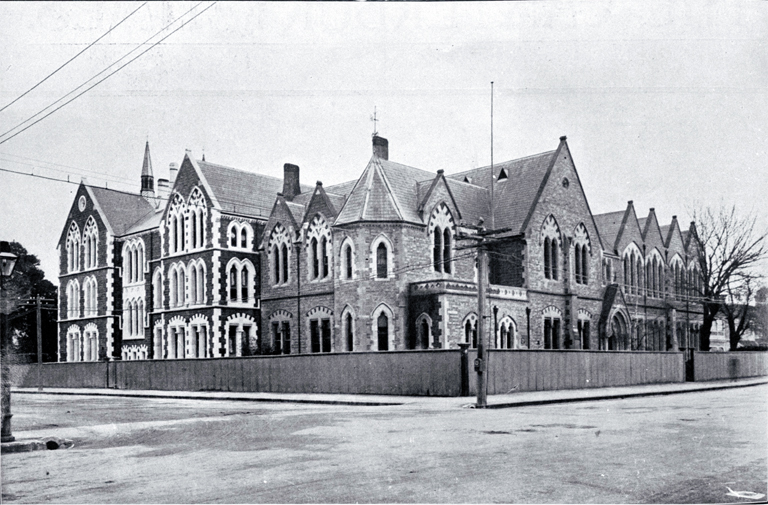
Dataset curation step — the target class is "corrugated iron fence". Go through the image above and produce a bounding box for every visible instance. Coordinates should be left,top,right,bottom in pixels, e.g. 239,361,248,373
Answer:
9,350,766,396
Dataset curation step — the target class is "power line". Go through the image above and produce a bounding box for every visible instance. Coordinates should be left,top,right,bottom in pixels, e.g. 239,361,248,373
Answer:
0,156,136,186
0,165,274,216
0,1,217,145
0,2,147,114
0,1,205,142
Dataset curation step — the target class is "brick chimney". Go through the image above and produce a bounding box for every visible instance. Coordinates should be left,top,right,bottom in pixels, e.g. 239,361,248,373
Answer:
283,163,301,201
373,135,388,160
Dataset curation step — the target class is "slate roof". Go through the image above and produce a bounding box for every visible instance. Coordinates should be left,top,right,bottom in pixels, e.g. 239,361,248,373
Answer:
124,209,163,235
324,179,357,198
335,157,435,225
638,217,648,235
444,179,490,226
447,150,558,234
88,186,156,236
196,160,312,218
593,210,626,254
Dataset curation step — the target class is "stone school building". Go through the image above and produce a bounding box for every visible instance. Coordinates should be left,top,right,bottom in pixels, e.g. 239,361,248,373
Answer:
57,134,704,363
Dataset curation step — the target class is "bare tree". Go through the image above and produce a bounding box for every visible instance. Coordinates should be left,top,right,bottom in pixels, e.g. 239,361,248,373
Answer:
721,278,754,350
690,205,767,351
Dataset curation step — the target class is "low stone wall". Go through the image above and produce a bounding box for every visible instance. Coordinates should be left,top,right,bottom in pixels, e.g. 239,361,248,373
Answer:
693,352,768,381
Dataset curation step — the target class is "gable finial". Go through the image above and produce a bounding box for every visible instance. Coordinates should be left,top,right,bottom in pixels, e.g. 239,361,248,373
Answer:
370,106,379,137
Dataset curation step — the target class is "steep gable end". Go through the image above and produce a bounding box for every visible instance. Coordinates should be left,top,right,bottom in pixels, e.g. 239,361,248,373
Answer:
260,196,301,249
302,183,339,224
664,216,686,258
417,171,462,222
614,201,644,256
642,208,666,254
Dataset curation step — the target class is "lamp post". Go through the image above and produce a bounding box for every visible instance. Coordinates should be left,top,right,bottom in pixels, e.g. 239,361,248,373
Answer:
1,240,19,443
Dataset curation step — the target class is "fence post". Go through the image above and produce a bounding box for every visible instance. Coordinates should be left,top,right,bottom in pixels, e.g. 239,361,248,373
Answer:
459,343,470,396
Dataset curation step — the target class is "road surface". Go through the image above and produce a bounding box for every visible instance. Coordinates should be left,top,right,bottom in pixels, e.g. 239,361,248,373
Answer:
2,385,766,503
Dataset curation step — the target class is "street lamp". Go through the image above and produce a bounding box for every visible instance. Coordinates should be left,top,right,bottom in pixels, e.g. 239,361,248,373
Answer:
1,240,19,443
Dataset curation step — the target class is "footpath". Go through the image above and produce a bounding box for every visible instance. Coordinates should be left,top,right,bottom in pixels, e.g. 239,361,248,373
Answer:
12,376,768,409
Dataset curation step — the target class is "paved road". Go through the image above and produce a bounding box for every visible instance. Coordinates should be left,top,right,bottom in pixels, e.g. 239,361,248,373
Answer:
2,385,766,503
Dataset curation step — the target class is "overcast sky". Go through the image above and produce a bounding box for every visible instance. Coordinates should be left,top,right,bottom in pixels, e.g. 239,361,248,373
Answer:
0,1,766,281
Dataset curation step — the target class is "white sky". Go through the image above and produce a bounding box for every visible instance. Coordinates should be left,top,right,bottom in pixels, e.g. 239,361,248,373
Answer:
0,1,766,281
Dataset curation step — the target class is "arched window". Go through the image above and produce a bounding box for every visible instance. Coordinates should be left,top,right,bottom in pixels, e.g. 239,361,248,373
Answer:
463,313,478,349
240,226,248,249
541,216,561,281
307,215,331,281
377,243,387,279
195,260,205,304
240,267,248,301
310,237,319,279
497,316,517,349
345,312,354,351
66,222,81,273
573,223,591,285
83,218,98,269
153,269,163,310
67,279,80,319
229,268,238,301
341,239,354,281
443,229,452,274
371,305,394,351
414,314,432,350
138,300,144,335
377,313,389,351
177,266,185,307
168,193,186,254
171,268,180,307
269,224,291,285
281,244,289,283
429,203,455,274
230,224,238,247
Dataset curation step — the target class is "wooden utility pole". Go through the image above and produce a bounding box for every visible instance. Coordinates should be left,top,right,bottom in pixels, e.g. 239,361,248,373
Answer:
476,244,489,407
36,295,42,392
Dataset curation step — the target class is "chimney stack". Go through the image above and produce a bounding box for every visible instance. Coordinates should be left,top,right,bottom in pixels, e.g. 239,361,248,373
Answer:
169,162,178,185
372,135,388,160
282,163,301,201
156,179,170,207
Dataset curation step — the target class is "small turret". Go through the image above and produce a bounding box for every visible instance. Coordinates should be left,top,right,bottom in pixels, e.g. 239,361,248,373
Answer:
140,141,155,200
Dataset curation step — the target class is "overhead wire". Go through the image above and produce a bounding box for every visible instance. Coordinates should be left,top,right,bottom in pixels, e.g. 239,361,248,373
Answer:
0,1,218,145
0,2,148,113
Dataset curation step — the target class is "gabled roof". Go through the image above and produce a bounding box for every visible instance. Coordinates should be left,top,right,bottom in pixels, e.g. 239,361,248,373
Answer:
195,158,312,218
592,210,626,254
444,179,490,226
88,186,156,236
335,156,434,225
447,149,558,234
124,209,163,236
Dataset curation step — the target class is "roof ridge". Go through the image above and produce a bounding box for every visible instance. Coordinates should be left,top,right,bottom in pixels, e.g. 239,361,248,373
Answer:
450,149,558,177
198,159,284,183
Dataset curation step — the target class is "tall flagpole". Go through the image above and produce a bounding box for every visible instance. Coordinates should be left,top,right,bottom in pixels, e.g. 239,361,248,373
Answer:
490,81,494,231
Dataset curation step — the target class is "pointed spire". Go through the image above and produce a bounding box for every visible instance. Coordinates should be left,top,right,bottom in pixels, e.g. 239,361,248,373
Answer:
141,141,155,199
141,141,153,177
